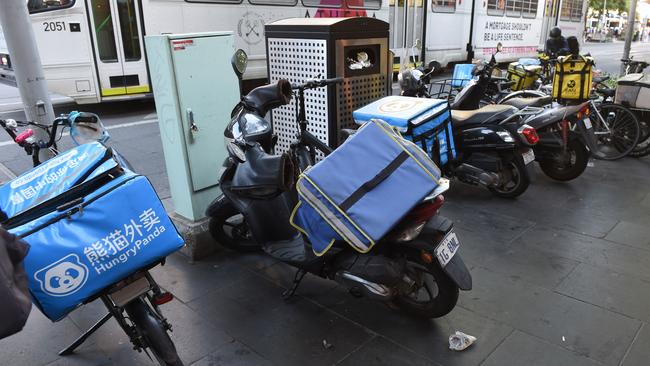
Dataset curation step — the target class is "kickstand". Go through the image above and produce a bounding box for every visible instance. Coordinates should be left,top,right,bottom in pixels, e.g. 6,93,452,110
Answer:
58,312,113,356
282,269,307,300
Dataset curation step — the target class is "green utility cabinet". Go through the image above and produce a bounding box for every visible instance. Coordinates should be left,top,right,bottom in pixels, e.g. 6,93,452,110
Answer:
145,32,239,222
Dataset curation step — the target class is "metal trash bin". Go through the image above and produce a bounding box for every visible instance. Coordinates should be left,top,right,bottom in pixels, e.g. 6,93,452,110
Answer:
265,17,390,154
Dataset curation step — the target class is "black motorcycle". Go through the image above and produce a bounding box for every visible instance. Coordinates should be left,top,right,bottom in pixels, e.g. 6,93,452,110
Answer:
399,45,537,198
206,51,471,319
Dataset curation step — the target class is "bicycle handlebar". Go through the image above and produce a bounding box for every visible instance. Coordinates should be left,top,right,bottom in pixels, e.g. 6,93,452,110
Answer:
292,77,344,90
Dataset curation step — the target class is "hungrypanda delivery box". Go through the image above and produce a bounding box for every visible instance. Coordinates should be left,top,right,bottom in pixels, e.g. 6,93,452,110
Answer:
0,143,184,321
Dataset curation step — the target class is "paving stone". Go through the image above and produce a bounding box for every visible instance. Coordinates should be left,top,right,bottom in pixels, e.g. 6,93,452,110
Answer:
189,274,374,366
44,344,112,366
317,290,513,366
336,336,440,366
620,323,650,366
459,267,640,366
477,241,580,289
556,263,650,322
481,331,603,366
514,226,650,282
190,340,273,366
604,220,650,249
0,310,83,366
150,251,257,303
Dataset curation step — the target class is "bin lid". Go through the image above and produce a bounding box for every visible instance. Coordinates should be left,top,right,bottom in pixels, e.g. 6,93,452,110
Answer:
265,17,388,37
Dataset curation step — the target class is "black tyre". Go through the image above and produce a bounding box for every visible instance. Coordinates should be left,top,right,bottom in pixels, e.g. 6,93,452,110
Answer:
394,253,459,318
538,138,590,181
208,202,261,252
489,155,530,198
124,299,183,366
590,103,640,160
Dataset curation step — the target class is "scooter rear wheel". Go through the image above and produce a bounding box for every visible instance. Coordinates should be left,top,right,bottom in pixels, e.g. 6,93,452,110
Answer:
488,155,530,198
393,254,459,319
208,202,261,252
124,298,183,366
538,138,590,181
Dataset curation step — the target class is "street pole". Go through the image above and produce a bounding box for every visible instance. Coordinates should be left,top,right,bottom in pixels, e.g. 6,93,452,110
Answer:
621,0,638,75
0,0,55,161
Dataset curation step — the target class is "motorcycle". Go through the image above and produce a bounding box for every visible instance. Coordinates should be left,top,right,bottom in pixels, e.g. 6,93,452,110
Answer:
403,45,592,182
0,114,183,366
206,50,472,319
399,43,538,198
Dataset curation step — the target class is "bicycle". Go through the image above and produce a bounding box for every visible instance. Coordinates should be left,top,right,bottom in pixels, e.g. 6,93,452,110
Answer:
0,113,184,366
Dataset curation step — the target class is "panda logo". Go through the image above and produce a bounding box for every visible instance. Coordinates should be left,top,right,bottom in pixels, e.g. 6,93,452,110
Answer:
34,254,89,297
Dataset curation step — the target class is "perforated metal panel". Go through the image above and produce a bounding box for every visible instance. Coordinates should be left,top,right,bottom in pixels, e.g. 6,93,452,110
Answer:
268,38,329,155
337,74,388,136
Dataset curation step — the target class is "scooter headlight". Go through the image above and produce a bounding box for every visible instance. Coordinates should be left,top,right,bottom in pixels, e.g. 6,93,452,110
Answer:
496,131,515,143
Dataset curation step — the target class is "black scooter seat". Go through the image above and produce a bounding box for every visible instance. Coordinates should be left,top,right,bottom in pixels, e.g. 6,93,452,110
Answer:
451,105,517,128
501,96,552,109
262,234,321,266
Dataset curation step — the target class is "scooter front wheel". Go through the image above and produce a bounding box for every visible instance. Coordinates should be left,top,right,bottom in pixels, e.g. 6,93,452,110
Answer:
208,202,261,252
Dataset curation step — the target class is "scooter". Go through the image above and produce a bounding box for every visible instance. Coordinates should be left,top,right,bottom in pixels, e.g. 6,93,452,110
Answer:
0,114,183,366
404,45,591,182
206,50,471,319
399,44,538,198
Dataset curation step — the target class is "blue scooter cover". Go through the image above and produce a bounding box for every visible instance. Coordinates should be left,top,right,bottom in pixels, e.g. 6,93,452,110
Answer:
290,120,441,256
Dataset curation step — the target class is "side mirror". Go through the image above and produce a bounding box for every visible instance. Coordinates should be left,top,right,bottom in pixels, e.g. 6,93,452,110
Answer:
69,112,110,146
231,49,248,79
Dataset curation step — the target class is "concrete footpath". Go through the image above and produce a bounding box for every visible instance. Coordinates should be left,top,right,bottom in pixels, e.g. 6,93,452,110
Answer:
2,91,650,366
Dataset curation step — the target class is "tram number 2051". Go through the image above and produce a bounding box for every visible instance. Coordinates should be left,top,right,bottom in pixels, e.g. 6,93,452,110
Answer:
43,21,66,32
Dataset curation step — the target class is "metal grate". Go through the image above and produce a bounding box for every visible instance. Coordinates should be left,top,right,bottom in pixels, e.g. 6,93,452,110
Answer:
268,38,328,155
336,74,387,144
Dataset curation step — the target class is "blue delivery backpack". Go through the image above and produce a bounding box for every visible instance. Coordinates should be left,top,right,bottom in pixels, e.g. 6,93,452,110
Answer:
290,119,441,256
353,96,456,167
0,143,184,321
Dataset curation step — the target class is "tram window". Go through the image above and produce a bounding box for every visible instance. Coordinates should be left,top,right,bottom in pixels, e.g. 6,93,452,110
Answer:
521,0,537,17
347,0,381,10
302,0,343,7
27,0,75,13
116,0,141,61
92,0,118,63
250,0,297,5
487,0,505,15
432,0,456,13
560,0,581,21
185,0,242,4
506,0,522,17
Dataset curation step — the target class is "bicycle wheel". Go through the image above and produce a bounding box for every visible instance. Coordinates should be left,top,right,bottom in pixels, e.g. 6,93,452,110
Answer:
589,103,641,160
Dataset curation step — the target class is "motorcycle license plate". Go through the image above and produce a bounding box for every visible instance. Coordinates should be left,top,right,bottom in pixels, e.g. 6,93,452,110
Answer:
523,149,535,165
583,117,592,129
435,231,460,267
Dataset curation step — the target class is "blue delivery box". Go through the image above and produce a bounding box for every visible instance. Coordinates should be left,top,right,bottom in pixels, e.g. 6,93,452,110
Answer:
0,143,184,321
353,96,456,166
